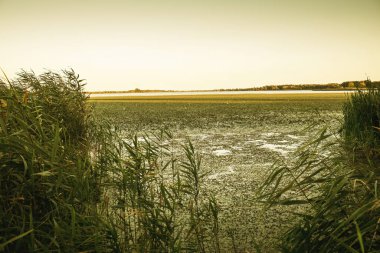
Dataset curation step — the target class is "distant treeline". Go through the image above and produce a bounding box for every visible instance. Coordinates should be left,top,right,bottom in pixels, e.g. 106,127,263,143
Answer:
86,80,380,93
217,80,380,91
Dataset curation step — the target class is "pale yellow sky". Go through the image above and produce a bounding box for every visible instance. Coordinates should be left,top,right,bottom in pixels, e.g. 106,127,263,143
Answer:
1,0,380,91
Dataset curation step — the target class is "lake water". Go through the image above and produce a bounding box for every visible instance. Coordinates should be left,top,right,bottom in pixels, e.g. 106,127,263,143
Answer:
89,90,356,97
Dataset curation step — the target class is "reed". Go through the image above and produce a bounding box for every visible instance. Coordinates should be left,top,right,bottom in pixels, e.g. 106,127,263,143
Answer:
343,81,380,158
0,70,220,252
0,70,110,252
258,84,380,252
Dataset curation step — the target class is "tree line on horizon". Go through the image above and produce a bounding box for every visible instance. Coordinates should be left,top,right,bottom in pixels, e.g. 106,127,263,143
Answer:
86,80,380,94
217,80,380,91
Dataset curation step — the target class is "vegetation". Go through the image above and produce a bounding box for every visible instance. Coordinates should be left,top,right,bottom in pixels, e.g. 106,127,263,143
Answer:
0,70,221,252
1,70,379,252
251,80,380,91
343,83,380,157
94,128,221,252
258,82,380,252
0,70,109,252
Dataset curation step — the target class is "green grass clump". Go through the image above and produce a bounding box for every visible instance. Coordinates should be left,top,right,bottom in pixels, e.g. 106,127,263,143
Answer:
343,82,380,157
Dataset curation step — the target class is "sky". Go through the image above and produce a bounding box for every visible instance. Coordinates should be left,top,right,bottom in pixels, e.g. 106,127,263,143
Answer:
1,0,380,91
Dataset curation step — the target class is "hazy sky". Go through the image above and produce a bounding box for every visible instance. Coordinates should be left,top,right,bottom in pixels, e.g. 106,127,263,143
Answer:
1,0,379,91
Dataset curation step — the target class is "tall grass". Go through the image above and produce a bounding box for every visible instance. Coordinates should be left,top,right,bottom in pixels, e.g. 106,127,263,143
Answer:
0,70,220,252
343,82,380,158
94,128,220,252
258,85,380,252
0,70,110,252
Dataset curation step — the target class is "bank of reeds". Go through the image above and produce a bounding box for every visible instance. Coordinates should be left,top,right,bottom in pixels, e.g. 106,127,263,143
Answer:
258,83,380,252
0,70,110,252
0,70,220,252
343,82,380,159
